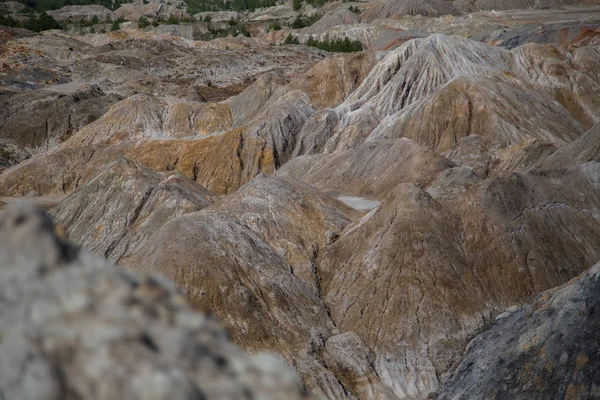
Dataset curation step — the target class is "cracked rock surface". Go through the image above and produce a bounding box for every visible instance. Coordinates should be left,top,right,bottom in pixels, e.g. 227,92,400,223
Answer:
0,205,311,400
1,11,600,400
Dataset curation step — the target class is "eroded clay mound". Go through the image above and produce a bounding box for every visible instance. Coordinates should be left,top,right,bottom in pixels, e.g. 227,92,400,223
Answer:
0,205,310,400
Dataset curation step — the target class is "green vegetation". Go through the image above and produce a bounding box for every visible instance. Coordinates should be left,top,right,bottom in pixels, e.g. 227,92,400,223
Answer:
0,0,128,12
306,36,363,52
0,9,62,31
283,33,299,44
198,21,250,39
290,13,321,29
109,15,125,30
292,0,302,11
186,0,275,13
76,14,99,27
304,0,326,7
348,5,360,14
268,21,281,31
137,16,149,28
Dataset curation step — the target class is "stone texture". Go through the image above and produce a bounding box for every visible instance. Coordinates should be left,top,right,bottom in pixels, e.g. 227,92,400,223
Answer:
437,261,600,400
278,138,455,198
317,167,600,398
0,84,121,162
289,51,377,109
361,0,461,22
0,205,310,400
1,17,600,400
124,198,349,398
48,5,115,22
50,157,218,262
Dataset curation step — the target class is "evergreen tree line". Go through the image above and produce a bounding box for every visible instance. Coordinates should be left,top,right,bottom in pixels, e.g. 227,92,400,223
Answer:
302,35,363,52
1,0,338,15
187,0,333,14
186,0,276,14
0,9,62,31
0,0,129,12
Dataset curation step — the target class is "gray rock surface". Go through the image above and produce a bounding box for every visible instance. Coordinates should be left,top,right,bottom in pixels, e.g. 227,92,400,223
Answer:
361,0,461,22
122,175,364,398
1,15,600,400
194,11,244,22
437,261,600,400
48,5,115,22
0,205,310,400
50,157,218,262
0,84,121,162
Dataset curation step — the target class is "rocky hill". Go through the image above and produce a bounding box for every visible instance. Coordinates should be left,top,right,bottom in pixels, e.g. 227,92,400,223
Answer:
1,1,600,399
0,204,310,399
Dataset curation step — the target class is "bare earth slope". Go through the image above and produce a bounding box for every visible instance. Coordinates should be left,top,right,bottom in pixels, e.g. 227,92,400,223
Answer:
438,261,600,399
0,205,310,400
1,12,600,400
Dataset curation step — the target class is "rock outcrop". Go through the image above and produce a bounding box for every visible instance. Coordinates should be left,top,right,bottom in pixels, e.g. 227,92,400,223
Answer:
367,72,584,154
48,5,115,22
289,51,377,109
278,138,454,198
114,1,190,22
453,0,600,12
50,157,218,262
193,11,244,22
0,84,121,157
437,261,600,399
61,94,232,146
361,0,461,22
1,14,600,400
0,204,310,400
296,9,360,35
123,177,354,399
316,166,600,398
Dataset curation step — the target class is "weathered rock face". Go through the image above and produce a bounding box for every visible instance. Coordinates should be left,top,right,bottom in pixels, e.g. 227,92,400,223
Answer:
367,72,584,153
278,138,455,198
437,261,600,400
193,11,244,22
0,31,90,91
296,9,360,35
69,32,325,97
114,1,191,21
0,205,310,400
61,94,232,146
0,29,330,196
0,1,25,14
248,5,297,21
48,5,115,22
361,0,461,22
453,0,600,12
50,157,218,262
2,18,600,400
123,197,349,398
509,43,600,128
289,51,378,109
0,128,275,197
294,33,600,160
48,171,367,398
539,122,600,170
206,175,359,293
317,166,600,399
336,35,507,123
0,84,121,160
